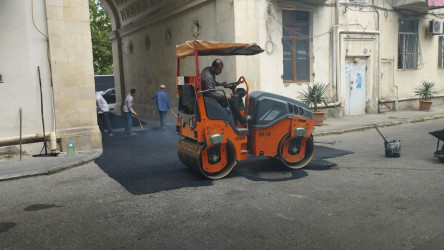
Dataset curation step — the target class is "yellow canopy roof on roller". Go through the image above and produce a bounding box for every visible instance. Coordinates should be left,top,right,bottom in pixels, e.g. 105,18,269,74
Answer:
176,40,264,59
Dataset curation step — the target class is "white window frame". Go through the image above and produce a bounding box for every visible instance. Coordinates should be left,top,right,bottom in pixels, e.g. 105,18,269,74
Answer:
398,19,419,70
281,10,311,83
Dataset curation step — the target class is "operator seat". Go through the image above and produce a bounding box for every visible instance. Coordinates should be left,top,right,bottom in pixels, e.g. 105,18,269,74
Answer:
204,97,248,135
234,88,246,111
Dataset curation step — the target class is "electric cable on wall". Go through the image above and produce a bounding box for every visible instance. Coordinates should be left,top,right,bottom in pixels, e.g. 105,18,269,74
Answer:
32,0,56,132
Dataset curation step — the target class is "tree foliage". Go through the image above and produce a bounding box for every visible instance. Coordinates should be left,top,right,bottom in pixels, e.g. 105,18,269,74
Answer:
89,0,113,75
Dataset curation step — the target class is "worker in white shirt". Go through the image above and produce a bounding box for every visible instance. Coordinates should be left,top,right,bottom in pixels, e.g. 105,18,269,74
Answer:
123,88,137,136
96,91,113,136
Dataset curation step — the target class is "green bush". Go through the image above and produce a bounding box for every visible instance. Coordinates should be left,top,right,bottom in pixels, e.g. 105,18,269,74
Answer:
414,81,437,100
298,82,329,112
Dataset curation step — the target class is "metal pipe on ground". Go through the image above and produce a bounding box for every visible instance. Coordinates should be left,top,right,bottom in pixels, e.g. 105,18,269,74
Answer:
0,132,57,151
379,94,444,105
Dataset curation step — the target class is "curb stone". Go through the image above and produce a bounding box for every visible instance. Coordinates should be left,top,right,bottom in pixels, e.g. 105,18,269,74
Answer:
313,115,444,137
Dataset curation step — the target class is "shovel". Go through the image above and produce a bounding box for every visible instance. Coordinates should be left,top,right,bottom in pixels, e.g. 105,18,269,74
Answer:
373,124,401,158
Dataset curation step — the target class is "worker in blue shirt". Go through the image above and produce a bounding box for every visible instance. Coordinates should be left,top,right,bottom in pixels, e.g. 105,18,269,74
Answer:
151,84,171,129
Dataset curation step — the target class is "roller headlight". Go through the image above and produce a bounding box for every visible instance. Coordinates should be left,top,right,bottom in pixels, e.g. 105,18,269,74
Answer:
294,127,306,138
209,133,223,146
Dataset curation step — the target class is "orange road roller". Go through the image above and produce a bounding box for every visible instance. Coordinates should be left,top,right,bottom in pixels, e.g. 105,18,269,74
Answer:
175,40,315,179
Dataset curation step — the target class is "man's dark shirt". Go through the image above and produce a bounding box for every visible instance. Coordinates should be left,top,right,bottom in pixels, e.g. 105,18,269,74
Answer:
201,66,225,101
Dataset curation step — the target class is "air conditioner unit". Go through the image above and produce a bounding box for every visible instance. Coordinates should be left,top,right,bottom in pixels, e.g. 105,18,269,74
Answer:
428,20,443,35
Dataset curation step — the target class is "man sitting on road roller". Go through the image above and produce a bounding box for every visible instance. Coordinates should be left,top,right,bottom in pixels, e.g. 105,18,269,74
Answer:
201,59,248,125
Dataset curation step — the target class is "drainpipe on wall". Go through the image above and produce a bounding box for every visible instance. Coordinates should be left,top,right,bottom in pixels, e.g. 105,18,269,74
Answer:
372,0,382,113
332,0,340,102
392,56,399,110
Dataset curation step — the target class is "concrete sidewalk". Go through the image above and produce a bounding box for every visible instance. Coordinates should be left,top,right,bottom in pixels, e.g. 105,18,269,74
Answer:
0,150,103,181
313,104,444,136
1,104,443,182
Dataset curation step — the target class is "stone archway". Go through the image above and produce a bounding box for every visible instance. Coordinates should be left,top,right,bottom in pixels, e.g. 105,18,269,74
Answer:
96,0,125,115
93,0,223,118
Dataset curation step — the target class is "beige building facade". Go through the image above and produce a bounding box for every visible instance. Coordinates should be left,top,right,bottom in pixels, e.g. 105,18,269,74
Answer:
102,0,444,119
1,0,444,153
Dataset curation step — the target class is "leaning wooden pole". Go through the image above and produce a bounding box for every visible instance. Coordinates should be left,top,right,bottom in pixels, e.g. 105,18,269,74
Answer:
37,66,48,155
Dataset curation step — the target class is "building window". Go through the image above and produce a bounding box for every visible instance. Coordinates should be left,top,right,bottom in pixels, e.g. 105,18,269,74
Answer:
282,10,310,82
439,36,444,68
398,19,419,70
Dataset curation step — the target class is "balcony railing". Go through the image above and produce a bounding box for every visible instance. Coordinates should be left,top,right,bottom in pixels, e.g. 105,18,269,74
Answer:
392,0,444,14
277,0,328,8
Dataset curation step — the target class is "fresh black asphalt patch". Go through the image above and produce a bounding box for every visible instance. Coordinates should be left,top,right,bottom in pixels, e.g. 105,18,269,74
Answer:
0,222,16,233
95,125,352,195
24,204,61,212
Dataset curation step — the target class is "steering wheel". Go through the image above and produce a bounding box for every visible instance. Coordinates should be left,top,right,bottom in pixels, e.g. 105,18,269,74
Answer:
224,81,240,92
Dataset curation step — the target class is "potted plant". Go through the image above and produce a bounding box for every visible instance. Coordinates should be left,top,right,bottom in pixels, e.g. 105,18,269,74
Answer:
299,82,329,126
414,81,437,111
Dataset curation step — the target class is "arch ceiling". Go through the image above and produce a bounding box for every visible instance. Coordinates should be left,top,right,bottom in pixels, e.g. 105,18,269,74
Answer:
101,0,206,32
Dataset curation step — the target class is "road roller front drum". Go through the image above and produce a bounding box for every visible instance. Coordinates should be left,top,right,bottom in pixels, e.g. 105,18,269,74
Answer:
277,134,314,169
177,139,237,179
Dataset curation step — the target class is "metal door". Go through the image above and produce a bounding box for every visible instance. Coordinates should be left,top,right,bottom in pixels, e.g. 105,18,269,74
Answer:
345,60,366,115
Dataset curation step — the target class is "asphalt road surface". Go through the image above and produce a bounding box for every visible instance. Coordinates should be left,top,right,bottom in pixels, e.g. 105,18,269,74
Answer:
1,120,443,249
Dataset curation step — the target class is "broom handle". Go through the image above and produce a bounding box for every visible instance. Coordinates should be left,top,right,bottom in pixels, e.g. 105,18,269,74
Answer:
169,109,177,118
131,103,143,129
136,115,143,129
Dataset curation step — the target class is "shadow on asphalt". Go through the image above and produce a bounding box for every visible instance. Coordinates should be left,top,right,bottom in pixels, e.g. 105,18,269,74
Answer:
94,126,353,195
230,145,352,182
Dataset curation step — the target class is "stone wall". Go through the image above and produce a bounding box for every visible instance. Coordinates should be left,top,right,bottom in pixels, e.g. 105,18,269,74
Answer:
45,0,102,151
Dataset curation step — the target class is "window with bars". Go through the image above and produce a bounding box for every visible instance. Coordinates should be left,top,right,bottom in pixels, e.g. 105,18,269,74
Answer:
282,10,310,82
398,19,419,70
439,36,444,68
